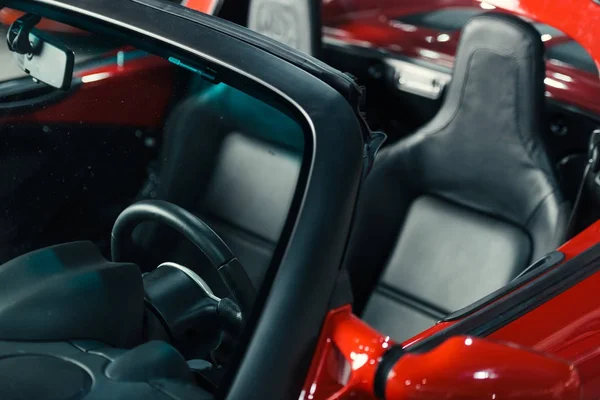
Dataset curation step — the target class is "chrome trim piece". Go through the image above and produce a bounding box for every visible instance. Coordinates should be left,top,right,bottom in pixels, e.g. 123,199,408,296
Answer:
325,38,600,119
384,58,451,99
157,261,221,302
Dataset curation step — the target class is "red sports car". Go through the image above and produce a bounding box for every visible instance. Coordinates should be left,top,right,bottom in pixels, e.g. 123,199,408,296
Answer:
0,0,598,399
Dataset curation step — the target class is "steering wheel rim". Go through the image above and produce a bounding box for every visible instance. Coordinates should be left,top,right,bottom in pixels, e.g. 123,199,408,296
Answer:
111,200,255,317
112,200,234,267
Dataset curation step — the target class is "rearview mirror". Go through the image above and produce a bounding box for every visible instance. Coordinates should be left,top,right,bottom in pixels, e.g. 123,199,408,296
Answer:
384,336,580,399
6,14,74,90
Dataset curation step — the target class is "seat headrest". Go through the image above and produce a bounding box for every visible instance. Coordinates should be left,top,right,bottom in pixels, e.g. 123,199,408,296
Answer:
443,12,547,142
385,12,561,226
247,0,321,56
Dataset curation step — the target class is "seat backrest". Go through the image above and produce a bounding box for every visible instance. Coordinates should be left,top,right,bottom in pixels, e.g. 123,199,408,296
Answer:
247,0,321,56
343,13,570,341
141,0,322,291
144,84,303,292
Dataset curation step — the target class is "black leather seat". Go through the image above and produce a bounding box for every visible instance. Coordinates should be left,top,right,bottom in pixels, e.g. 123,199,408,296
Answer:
343,13,570,341
136,0,319,294
139,85,304,293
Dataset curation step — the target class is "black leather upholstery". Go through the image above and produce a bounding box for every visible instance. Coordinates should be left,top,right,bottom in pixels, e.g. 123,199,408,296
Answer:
140,85,303,293
139,0,319,295
344,13,570,341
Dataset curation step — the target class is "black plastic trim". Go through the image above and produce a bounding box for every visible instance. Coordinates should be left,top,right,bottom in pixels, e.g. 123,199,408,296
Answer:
443,251,565,321
373,345,404,399
327,268,354,309
407,243,600,353
308,0,322,60
0,75,55,99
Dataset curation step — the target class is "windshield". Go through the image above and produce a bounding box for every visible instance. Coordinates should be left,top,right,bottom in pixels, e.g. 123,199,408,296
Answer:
0,6,304,392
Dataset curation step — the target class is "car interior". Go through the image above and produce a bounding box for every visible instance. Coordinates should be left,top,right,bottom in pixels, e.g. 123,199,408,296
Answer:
138,6,572,343
0,0,598,397
319,1,600,340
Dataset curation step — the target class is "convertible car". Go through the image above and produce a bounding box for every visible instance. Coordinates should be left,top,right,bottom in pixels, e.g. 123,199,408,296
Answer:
0,0,599,399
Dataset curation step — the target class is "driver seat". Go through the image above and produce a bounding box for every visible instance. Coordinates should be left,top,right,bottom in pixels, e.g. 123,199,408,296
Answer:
136,0,320,295
343,13,570,341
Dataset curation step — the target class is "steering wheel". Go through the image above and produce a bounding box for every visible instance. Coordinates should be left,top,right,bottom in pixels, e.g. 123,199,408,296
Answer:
111,200,256,325
0,200,259,397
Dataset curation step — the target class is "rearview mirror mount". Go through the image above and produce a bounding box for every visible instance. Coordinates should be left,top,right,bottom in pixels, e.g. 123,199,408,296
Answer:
6,13,74,90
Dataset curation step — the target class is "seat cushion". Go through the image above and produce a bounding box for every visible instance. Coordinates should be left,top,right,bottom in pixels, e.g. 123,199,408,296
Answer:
363,291,438,342
361,195,531,341
383,196,530,312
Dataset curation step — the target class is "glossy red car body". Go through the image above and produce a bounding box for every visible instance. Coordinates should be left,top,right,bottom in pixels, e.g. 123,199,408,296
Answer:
302,221,600,399
384,336,581,399
322,0,600,116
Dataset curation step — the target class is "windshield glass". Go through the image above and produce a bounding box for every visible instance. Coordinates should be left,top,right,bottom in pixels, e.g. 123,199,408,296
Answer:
0,6,304,391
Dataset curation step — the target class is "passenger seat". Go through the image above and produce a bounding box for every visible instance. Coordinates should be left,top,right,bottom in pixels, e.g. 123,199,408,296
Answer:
343,13,570,341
